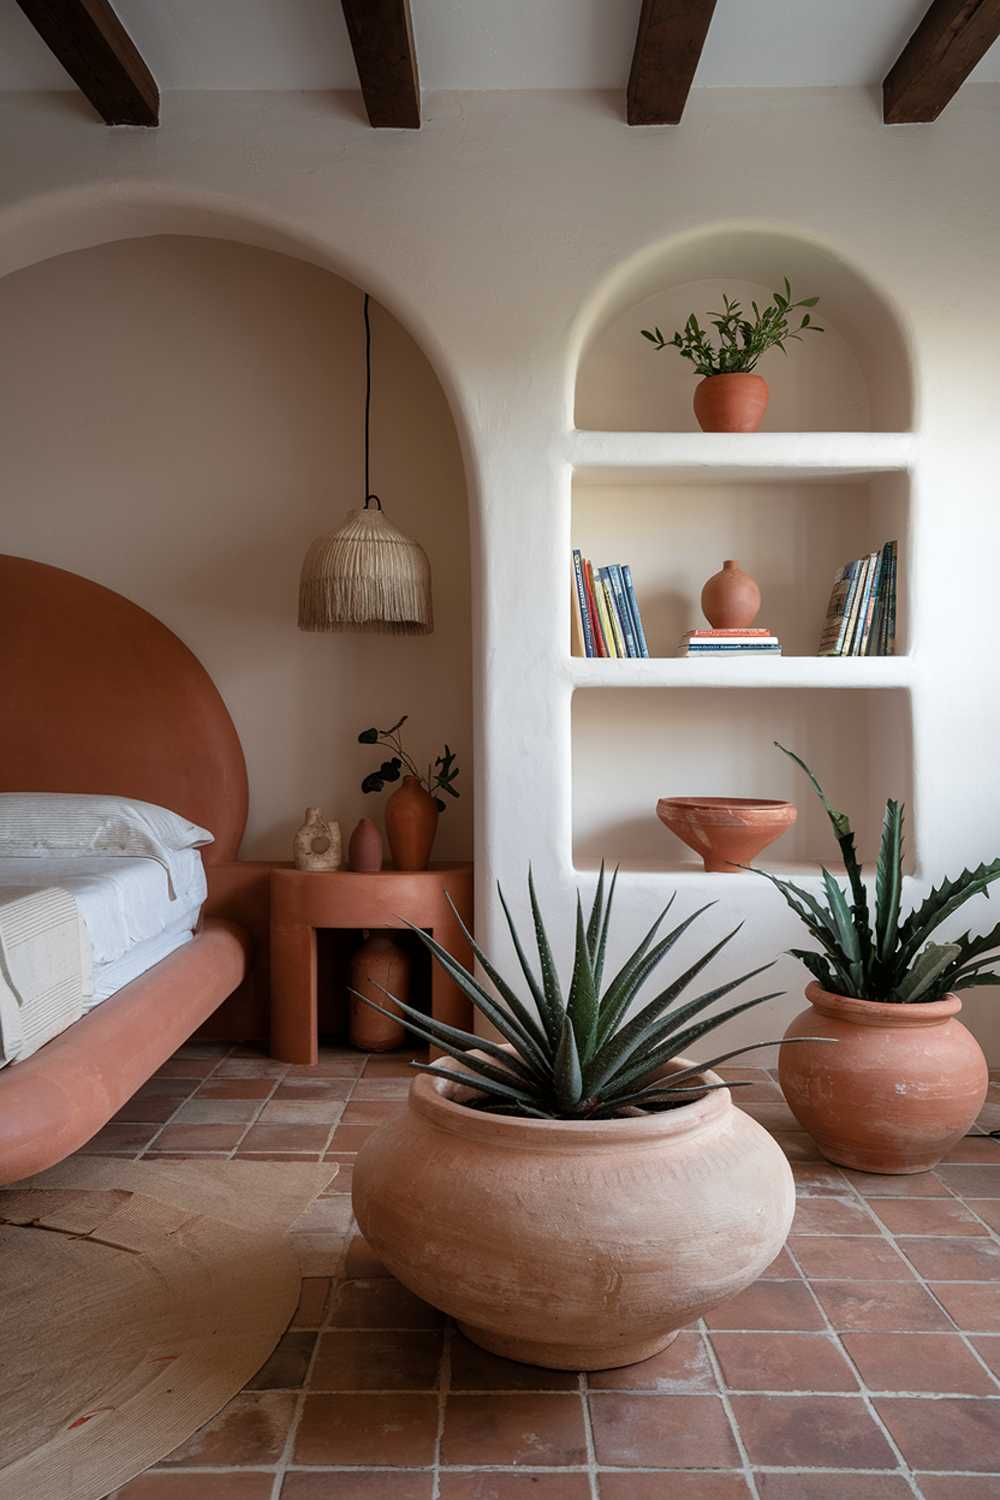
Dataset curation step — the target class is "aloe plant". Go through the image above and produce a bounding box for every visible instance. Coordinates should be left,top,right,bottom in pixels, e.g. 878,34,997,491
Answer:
350,866,808,1120
758,744,1000,1003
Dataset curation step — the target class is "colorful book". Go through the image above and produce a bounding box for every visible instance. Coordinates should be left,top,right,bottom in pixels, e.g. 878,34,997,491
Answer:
886,540,898,654
571,550,593,658
583,559,608,656
858,547,884,656
622,566,649,658
818,559,861,656
601,573,627,657
843,553,873,655
687,628,775,637
606,566,638,658
684,632,779,647
684,642,782,653
588,563,614,657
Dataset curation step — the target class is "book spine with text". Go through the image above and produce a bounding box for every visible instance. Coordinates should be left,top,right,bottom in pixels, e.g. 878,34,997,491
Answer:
583,559,608,656
608,565,638,658
600,572,627,657
887,540,898,655
859,547,884,655
622,565,650,658
845,553,874,654
571,549,594,658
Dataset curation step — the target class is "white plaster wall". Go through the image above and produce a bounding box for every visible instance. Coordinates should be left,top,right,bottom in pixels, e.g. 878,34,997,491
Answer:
0,86,998,1060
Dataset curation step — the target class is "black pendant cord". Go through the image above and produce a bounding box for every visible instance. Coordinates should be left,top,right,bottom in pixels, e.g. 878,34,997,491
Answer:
363,292,382,512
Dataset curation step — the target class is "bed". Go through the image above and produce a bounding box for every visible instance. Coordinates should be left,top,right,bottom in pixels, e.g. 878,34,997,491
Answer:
0,553,253,1184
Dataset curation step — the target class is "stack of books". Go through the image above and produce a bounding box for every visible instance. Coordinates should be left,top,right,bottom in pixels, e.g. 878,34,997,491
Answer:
572,550,650,659
818,540,897,656
680,628,781,657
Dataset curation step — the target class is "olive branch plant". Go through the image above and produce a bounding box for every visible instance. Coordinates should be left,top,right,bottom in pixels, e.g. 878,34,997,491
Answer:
641,278,823,377
351,863,830,1122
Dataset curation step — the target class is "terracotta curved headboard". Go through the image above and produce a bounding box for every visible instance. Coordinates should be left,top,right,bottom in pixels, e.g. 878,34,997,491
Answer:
0,555,248,862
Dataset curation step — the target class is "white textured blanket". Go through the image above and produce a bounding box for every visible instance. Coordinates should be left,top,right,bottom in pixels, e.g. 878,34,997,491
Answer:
0,886,91,1067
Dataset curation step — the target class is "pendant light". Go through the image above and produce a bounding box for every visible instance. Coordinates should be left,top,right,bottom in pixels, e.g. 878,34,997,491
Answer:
298,293,433,635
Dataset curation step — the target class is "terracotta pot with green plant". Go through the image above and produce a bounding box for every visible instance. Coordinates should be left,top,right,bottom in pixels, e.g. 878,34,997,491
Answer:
642,279,823,433
358,716,460,870
351,865,827,1370
756,744,995,1175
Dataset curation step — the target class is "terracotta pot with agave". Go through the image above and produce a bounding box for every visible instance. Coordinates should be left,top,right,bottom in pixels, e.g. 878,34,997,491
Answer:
757,744,994,1175
641,279,823,433
351,866,825,1371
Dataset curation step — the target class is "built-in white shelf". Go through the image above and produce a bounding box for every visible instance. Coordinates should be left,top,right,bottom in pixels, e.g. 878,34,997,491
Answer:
568,430,916,485
567,655,914,690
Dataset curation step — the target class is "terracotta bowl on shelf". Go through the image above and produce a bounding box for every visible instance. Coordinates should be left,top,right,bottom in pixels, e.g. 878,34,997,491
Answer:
656,796,797,874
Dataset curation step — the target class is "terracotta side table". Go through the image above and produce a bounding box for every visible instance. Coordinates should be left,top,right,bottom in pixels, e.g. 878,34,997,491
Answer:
269,862,474,1065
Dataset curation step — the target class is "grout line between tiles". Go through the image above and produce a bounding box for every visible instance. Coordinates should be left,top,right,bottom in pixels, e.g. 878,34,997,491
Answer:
578,1369,600,1500
700,1321,762,1500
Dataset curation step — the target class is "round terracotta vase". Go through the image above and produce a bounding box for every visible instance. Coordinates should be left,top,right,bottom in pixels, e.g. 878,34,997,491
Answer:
656,796,796,873
384,776,439,871
701,559,762,629
352,1054,795,1370
779,983,989,1174
693,374,769,433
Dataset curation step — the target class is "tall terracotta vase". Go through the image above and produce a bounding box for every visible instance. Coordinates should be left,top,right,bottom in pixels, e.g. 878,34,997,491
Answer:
693,373,769,433
779,983,989,1174
385,776,439,871
701,559,762,629
349,931,412,1052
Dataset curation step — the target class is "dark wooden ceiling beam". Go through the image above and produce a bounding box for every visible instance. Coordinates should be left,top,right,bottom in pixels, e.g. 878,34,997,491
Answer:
15,0,158,125
341,0,420,129
627,0,718,126
884,0,1000,123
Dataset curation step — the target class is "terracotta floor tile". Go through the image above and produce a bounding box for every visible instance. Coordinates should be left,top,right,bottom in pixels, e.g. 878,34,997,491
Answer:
170,1098,262,1123
599,1477,750,1500
588,1391,739,1468
703,1279,826,1331
790,1235,915,1280
327,1161,354,1193
154,1058,218,1079
842,1169,951,1197
874,1395,1000,1471
441,1393,588,1466
294,1392,439,1465
259,1101,346,1125
238,1152,322,1162
351,1078,411,1098
710,1330,857,1391
293,1196,353,1234
239,1122,332,1153
153,1123,246,1151
930,1282,1000,1332
310,1329,442,1389
871,1197,988,1237
587,1330,716,1392
327,1123,379,1152
970,1334,1000,1380
284,1058,366,1078
214,1059,290,1079
945,1135,1000,1163
968,1200,1000,1233
755,1478,914,1500
438,1477,592,1499
761,1245,801,1278
196,1079,275,1100
743,1103,802,1132
362,1050,426,1076
772,1132,824,1161
273,1079,354,1100
916,1480,1000,1500
292,1228,352,1276
898,1235,1000,1280
729,1393,895,1468
328,1277,444,1329
117,1475,275,1498
791,1198,879,1234
842,1330,998,1394
937,1165,1000,1197
112,1095,184,1123
80,1121,161,1152
341,1099,406,1124
811,1279,953,1332
292,1277,331,1327
343,1234,392,1278
134,1077,196,1097
449,1331,580,1391
176,1042,231,1056
159,1391,296,1466
246,1330,316,1389
792,1162,853,1197
281,1476,433,1500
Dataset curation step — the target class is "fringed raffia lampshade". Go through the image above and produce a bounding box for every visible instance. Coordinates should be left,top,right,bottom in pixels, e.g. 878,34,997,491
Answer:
298,501,433,635
298,292,433,635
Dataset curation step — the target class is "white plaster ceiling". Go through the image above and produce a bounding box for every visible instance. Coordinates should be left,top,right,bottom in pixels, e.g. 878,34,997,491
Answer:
1,0,998,93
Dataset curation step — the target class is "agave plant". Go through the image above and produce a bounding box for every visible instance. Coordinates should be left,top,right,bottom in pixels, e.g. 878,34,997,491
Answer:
350,866,809,1121
758,744,1000,1004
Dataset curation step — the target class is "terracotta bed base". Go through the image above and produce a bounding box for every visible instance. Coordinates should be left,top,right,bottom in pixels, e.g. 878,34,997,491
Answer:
0,918,249,1185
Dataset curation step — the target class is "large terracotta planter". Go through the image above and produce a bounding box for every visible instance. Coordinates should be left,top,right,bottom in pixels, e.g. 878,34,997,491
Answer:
384,776,438,871
780,983,989,1174
657,796,796,873
353,1054,795,1370
693,373,768,433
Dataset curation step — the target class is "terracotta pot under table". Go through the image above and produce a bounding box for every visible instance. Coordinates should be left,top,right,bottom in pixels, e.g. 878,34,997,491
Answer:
353,1052,795,1370
693,373,769,433
385,775,439,871
656,796,797,873
779,982,989,1174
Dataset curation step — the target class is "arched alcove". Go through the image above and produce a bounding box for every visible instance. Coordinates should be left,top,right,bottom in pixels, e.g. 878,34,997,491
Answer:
573,222,916,432
0,232,473,861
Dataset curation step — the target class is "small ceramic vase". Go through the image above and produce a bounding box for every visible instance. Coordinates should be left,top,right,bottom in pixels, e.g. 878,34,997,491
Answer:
385,776,439,871
349,931,411,1052
349,816,384,873
293,808,342,872
701,560,762,629
693,373,769,433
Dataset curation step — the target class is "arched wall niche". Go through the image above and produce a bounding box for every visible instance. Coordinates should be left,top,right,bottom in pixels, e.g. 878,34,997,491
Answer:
0,190,478,864
571,223,917,433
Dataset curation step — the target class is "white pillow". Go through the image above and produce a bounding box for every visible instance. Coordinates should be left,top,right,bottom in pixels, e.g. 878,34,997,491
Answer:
0,794,213,894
